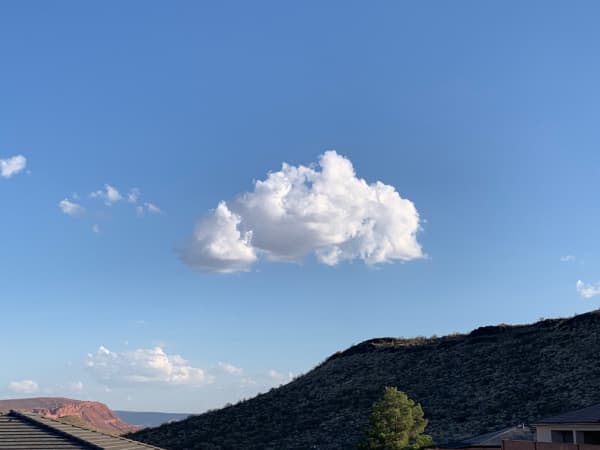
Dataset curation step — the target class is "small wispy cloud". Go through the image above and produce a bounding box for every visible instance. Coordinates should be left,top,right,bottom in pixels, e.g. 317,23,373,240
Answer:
8,379,39,394
267,369,294,382
91,184,123,205
59,199,85,217
70,381,84,392
62,184,161,232
145,202,162,214
239,369,295,391
0,155,27,179
576,280,600,299
127,188,140,203
217,362,243,376
136,202,163,216
560,255,576,262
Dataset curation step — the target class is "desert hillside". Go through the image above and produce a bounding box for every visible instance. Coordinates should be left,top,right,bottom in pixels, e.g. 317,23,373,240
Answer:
130,310,600,449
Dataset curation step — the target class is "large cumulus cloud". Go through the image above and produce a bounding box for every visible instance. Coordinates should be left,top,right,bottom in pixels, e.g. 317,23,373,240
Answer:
181,151,424,273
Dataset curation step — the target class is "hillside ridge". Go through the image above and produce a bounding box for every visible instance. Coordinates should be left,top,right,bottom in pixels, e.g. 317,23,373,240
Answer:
131,310,600,450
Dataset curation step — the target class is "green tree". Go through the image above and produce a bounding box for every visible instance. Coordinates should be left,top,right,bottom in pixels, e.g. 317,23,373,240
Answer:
360,387,433,450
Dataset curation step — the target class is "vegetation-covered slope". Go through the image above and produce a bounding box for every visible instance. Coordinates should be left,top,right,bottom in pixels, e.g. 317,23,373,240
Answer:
130,310,600,450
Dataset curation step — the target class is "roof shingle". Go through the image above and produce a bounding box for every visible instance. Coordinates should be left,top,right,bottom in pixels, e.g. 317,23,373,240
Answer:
535,404,600,425
0,411,165,450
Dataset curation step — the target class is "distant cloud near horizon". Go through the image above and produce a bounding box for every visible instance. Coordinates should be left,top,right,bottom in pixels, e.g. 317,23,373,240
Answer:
181,150,424,273
70,381,84,392
217,361,243,376
576,280,600,299
87,346,213,387
267,369,294,382
8,379,39,394
0,154,27,178
85,345,293,397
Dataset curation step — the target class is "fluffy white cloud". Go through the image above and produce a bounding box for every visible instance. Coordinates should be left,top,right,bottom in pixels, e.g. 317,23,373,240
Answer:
181,151,423,272
576,280,600,299
59,199,85,216
91,184,123,205
86,346,213,387
0,155,27,178
181,201,257,272
8,379,39,394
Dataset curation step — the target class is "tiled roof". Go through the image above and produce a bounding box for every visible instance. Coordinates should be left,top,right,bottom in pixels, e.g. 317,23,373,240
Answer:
442,425,534,448
0,411,164,450
459,425,534,446
535,403,600,424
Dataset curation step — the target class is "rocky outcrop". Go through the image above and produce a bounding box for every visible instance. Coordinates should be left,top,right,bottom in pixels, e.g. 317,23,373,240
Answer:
0,397,138,435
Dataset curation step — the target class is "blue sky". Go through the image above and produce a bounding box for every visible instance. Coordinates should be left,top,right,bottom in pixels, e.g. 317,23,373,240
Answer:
2,1,600,412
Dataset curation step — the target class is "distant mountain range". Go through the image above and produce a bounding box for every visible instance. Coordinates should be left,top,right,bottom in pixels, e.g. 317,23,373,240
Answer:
115,410,192,427
0,397,138,435
0,397,192,435
129,310,600,450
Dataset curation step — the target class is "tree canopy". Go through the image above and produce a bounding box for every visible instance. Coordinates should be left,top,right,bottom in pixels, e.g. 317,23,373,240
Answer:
361,386,433,450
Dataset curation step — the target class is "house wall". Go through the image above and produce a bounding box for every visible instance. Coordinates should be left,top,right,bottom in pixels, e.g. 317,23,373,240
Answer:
503,440,600,450
537,427,553,442
536,426,600,444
